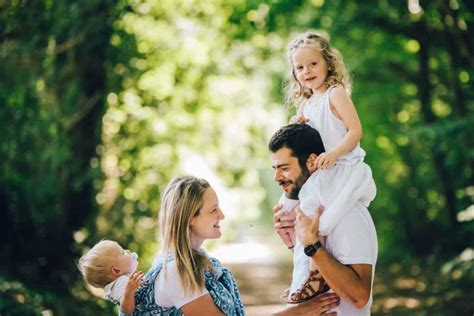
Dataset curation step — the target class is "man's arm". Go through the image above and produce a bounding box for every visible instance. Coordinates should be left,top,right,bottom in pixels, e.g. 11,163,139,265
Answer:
312,249,372,309
296,207,372,309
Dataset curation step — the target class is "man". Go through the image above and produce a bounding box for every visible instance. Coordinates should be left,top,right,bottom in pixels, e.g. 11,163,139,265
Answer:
269,124,378,315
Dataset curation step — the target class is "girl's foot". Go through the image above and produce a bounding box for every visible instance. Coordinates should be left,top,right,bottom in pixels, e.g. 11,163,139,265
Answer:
287,269,330,304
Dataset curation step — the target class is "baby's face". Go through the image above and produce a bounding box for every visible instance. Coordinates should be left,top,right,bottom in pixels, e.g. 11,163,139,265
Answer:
113,243,139,275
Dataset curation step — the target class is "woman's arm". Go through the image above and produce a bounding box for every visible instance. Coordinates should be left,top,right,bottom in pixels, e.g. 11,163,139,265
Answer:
180,294,225,316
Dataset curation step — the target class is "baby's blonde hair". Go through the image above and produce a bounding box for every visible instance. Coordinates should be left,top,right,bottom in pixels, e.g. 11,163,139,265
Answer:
78,240,120,288
285,30,352,107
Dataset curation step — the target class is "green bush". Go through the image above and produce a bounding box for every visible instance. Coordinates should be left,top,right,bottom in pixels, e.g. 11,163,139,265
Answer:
0,278,45,316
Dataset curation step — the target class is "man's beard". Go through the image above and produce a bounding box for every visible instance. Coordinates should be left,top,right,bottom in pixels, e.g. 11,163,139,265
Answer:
280,164,310,200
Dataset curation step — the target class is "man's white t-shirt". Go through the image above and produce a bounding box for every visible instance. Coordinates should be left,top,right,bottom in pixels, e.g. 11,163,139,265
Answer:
154,259,209,309
288,176,378,315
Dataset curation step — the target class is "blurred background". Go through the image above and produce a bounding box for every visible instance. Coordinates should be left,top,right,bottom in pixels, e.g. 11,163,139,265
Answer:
1,0,473,315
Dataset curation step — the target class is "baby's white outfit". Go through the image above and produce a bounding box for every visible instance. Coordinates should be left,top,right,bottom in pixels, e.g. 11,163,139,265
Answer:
104,275,129,304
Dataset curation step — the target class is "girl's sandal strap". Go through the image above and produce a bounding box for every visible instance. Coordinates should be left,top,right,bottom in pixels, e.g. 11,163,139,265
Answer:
287,269,330,304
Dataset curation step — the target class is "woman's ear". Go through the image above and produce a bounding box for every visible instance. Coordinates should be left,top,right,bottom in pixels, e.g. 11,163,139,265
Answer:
189,210,200,227
306,153,318,172
189,216,196,227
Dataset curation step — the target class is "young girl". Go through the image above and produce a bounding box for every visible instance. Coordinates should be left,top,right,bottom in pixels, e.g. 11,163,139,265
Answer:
78,240,145,315
280,30,376,304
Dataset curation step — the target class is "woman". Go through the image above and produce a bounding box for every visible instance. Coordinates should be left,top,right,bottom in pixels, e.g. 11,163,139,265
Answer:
125,176,339,315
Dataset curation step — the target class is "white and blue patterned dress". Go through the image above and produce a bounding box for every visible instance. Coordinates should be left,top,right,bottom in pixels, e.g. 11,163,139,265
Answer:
115,254,245,316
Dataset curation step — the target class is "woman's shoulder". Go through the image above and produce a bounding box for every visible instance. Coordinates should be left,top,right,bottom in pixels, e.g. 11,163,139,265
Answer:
146,254,176,280
207,255,220,264
160,257,179,276
151,252,174,265
206,254,225,270
153,257,179,292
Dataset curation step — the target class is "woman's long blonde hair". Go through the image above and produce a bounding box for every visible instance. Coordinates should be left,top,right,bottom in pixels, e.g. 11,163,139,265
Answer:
285,30,352,107
158,176,213,294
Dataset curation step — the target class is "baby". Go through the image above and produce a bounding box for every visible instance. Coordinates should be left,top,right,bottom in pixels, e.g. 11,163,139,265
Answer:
78,240,145,315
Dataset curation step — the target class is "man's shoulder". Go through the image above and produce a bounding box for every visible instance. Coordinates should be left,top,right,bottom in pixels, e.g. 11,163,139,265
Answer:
299,169,337,201
300,169,325,193
327,203,378,265
335,203,375,232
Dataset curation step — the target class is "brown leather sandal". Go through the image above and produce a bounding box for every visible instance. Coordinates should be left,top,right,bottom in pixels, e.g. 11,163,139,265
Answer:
287,269,330,304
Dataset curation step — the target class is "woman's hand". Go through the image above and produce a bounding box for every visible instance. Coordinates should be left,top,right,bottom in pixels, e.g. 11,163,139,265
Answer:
294,292,340,315
273,292,340,315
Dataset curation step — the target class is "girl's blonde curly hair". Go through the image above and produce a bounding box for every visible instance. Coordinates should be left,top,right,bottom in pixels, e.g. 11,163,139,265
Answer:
285,31,352,108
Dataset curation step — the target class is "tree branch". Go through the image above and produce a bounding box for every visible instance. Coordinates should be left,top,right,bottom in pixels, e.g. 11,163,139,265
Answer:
62,93,102,132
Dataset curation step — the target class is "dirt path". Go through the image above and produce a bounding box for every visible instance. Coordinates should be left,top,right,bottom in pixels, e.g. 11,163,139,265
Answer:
210,237,473,315
225,260,473,315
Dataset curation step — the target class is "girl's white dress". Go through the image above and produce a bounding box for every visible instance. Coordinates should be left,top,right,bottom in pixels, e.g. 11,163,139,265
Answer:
280,86,376,236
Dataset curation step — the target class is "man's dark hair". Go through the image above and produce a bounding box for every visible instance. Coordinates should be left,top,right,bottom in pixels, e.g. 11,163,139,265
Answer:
268,124,325,168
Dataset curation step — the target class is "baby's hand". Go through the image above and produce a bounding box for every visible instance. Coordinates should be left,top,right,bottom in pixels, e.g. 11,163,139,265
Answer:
125,270,145,293
289,114,309,124
316,151,338,169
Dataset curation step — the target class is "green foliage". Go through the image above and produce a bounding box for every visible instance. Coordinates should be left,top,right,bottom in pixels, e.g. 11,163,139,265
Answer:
372,253,474,315
0,278,45,316
1,0,117,313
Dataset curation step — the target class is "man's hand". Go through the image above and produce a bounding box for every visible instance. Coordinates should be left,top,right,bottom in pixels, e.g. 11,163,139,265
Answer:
295,205,324,245
273,204,296,249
